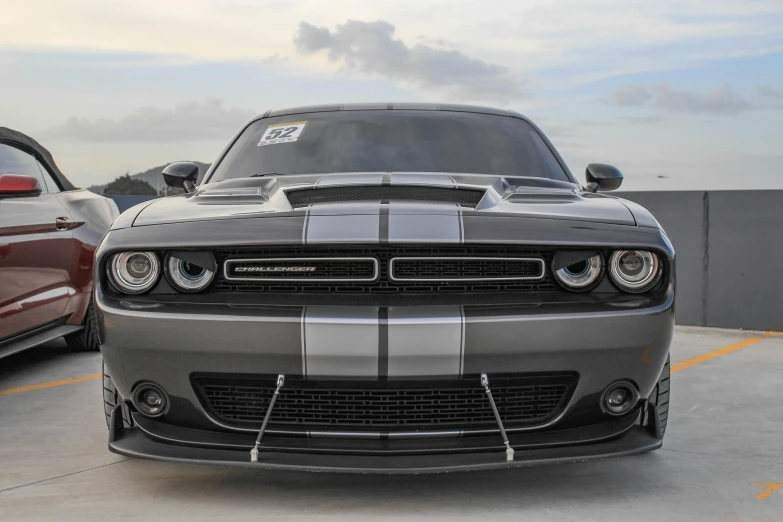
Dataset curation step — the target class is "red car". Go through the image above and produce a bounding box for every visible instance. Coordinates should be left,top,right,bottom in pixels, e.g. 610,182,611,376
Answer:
0,127,118,358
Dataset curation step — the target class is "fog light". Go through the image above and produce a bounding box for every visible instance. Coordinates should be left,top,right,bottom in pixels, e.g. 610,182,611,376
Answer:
601,381,639,416
132,383,168,417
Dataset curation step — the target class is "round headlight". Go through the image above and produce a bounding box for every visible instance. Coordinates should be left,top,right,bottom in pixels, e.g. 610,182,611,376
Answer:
108,252,160,294
165,253,215,293
609,250,661,293
553,254,603,291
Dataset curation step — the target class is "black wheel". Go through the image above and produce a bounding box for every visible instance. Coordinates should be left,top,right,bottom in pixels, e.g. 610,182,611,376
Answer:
103,360,132,429
649,354,670,437
65,293,100,351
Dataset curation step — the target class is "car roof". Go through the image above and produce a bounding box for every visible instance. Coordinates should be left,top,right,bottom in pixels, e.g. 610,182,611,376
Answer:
0,126,76,191
261,103,523,119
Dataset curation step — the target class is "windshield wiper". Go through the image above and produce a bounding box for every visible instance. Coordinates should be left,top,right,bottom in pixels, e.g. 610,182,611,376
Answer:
249,172,284,178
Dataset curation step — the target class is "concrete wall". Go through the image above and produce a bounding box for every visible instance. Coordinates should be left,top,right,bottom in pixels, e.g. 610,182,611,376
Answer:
619,190,781,332
108,191,782,331
620,191,707,327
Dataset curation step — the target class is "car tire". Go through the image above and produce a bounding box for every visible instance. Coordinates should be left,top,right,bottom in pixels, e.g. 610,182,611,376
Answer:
65,294,100,351
649,354,670,437
103,361,132,429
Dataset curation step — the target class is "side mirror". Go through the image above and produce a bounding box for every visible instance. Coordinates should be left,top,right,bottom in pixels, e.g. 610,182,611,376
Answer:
0,174,42,199
162,162,199,193
585,163,623,192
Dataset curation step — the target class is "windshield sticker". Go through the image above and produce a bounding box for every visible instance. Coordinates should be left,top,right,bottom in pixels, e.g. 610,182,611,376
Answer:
258,121,308,146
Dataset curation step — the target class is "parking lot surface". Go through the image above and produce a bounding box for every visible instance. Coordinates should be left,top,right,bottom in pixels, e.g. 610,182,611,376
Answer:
1,326,781,521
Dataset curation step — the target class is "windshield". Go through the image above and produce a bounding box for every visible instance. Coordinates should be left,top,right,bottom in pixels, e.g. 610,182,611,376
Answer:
208,110,570,183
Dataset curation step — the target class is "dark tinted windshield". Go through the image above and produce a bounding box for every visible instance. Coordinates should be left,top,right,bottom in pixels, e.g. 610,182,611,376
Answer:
208,110,569,183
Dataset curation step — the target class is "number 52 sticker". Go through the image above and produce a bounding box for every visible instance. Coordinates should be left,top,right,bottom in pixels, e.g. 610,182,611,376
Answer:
258,121,308,146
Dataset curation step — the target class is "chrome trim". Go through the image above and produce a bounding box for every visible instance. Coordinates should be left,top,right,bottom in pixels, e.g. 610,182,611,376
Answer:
389,256,546,282
223,257,380,282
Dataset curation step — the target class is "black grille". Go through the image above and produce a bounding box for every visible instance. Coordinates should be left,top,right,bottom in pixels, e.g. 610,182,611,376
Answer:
224,258,377,282
194,374,576,432
286,186,484,208
391,257,543,281
213,246,556,294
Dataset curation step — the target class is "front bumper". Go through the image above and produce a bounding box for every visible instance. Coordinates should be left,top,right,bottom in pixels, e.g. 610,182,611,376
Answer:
108,406,663,473
98,284,673,472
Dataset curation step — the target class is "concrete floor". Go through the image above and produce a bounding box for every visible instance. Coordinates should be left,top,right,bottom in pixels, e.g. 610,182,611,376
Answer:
1,326,781,521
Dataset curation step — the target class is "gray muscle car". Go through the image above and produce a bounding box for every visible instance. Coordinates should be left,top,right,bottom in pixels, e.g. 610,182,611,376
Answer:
97,103,673,473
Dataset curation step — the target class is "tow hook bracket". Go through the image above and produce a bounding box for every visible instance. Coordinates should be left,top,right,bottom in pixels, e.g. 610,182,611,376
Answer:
250,374,285,463
109,404,125,443
646,402,663,439
481,373,515,462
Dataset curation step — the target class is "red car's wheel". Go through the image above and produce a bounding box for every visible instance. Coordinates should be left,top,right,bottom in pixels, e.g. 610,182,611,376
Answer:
65,294,100,351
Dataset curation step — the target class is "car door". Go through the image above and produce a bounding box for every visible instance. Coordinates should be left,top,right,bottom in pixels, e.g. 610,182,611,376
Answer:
0,142,75,340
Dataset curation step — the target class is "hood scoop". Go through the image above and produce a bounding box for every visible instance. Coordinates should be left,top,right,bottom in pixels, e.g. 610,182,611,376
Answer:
285,185,485,208
193,178,278,204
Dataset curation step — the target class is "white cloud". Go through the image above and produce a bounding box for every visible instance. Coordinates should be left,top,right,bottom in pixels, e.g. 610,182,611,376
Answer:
1,0,781,85
294,20,524,102
607,83,782,114
39,99,256,142
610,85,655,107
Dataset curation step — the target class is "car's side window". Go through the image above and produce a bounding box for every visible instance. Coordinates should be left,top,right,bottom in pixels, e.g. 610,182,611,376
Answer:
37,160,61,193
0,143,49,194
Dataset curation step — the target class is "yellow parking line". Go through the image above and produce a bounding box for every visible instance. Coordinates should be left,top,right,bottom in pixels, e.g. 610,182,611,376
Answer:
751,482,783,499
671,331,780,374
0,374,101,396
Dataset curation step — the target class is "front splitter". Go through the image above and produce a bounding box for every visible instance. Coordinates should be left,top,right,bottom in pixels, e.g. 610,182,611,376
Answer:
108,416,662,474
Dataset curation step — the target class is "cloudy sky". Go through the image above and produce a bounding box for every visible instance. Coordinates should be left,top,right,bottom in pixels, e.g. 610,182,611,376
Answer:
1,0,782,190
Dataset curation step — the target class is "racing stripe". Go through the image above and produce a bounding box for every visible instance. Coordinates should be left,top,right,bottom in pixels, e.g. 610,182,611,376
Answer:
387,201,464,243
386,306,464,378
301,205,311,244
389,173,457,187
379,202,389,244
302,306,379,378
317,173,385,186
303,202,381,244
300,305,465,379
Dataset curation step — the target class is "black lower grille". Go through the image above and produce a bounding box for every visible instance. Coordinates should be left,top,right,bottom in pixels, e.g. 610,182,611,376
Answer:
193,374,576,432
212,245,556,294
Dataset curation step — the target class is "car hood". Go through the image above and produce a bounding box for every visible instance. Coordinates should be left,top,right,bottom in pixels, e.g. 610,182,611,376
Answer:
129,172,637,227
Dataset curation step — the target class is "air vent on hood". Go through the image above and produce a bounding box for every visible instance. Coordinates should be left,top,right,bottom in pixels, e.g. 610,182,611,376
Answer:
285,186,484,208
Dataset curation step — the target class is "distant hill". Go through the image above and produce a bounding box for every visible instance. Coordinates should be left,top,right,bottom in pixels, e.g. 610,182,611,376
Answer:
103,174,157,195
88,161,211,196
